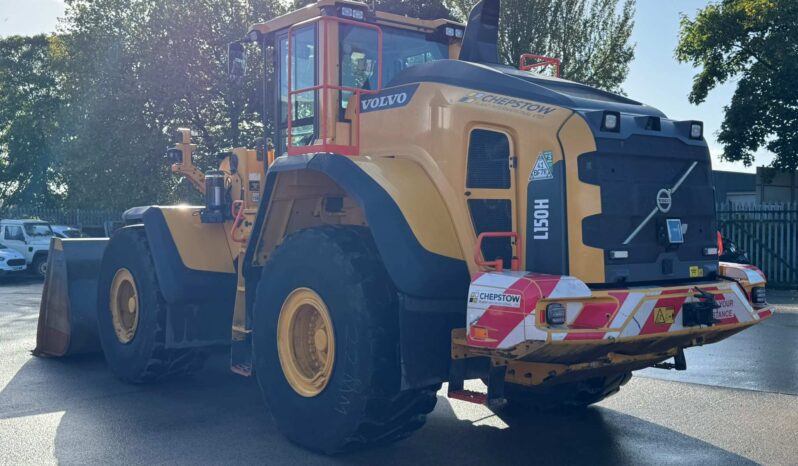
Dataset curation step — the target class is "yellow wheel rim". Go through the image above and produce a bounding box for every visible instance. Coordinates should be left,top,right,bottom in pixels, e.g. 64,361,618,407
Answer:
109,268,140,344
277,288,335,397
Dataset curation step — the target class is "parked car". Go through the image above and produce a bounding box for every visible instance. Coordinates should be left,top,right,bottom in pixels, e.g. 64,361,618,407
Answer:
0,219,54,278
51,225,85,238
0,241,27,278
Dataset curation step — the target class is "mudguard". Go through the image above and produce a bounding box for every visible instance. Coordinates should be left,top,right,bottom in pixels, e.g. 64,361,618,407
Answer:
245,154,470,298
126,208,237,348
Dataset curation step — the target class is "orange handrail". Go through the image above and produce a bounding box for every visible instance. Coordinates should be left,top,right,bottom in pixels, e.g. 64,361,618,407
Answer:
474,232,523,272
519,53,561,77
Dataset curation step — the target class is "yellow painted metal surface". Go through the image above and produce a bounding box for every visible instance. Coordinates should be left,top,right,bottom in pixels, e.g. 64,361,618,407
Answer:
356,82,573,272
558,115,605,283
160,207,236,274
353,157,463,260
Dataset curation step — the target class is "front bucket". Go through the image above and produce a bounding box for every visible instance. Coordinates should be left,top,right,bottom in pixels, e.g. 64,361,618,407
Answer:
33,237,109,357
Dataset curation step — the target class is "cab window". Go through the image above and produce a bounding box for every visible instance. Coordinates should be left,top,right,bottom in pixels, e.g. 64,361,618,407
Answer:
25,223,54,237
277,25,318,155
4,226,25,241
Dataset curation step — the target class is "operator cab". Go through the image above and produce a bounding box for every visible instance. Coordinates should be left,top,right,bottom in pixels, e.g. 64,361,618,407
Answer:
244,0,464,156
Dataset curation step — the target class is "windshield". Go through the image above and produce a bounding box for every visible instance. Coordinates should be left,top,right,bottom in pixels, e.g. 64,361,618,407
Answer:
24,223,54,237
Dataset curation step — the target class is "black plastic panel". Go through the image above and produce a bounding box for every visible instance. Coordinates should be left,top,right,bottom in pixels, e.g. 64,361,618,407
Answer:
579,135,718,283
468,198,512,268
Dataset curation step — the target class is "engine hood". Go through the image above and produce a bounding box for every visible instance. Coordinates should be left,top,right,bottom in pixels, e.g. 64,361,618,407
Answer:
0,249,25,260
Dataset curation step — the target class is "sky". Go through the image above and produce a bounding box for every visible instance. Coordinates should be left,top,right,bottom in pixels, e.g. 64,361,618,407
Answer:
0,0,772,173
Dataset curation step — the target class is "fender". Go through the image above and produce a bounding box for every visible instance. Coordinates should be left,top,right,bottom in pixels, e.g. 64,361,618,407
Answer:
244,154,470,299
122,206,236,348
124,206,237,304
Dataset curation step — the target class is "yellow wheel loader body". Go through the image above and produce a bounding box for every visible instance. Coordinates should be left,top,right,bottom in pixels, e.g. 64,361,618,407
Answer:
34,0,774,453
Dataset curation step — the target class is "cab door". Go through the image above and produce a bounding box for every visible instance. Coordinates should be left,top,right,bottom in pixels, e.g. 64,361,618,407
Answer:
275,25,318,156
2,225,28,258
464,127,519,269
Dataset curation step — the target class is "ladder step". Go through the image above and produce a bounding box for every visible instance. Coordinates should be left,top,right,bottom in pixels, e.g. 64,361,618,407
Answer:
448,389,487,405
231,363,251,377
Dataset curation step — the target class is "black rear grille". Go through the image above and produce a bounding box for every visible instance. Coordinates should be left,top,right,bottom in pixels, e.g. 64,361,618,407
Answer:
579,135,718,282
6,259,25,267
466,129,511,189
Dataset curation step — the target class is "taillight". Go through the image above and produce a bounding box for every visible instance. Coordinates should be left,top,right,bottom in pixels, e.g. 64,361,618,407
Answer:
751,287,766,306
545,303,567,325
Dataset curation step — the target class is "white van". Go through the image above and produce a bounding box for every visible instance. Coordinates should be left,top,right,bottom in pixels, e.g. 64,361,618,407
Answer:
0,219,54,278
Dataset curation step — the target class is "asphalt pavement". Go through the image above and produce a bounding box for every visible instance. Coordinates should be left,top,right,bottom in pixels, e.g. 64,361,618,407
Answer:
1,278,796,465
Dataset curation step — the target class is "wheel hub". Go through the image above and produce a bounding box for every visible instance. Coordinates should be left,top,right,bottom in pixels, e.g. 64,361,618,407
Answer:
109,268,140,344
277,288,335,397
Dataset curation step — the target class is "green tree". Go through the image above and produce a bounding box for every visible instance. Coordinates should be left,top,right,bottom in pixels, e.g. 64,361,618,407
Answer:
0,35,64,208
677,0,798,169
55,0,281,210
447,0,635,92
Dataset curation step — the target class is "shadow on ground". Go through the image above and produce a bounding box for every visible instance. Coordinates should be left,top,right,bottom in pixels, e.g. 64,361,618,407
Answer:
0,351,756,465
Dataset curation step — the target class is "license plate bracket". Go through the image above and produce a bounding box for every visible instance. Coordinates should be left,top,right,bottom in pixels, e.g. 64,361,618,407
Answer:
682,298,718,327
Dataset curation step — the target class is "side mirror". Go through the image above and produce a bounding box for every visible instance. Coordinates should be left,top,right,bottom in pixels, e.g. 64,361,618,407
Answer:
228,42,247,84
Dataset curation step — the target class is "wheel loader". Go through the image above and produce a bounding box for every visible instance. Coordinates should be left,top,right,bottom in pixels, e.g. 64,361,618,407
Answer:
34,0,775,454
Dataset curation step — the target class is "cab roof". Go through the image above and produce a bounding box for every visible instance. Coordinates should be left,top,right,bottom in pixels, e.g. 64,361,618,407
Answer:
249,0,462,36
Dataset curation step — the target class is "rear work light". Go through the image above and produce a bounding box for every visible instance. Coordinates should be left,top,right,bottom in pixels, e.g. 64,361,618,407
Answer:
601,111,620,132
341,7,364,19
546,303,567,325
690,121,703,139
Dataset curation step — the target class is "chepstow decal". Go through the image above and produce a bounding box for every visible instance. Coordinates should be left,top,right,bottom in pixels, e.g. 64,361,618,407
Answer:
360,84,419,113
459,91,559,119
469,290,522,308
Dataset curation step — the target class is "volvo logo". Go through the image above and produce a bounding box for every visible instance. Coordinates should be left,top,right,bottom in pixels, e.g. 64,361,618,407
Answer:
359,84,419,113
656,189,672,213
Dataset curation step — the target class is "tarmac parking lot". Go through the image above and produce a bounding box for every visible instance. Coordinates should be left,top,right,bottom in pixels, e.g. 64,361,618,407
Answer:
1,278,797,465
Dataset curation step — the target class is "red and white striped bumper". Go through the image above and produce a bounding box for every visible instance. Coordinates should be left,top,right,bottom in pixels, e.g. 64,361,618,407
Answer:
466,268,773,352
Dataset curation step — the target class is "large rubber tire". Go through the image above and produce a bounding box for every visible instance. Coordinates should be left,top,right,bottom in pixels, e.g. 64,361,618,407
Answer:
253,225,439,454
502,372,632,411
97,228,207,383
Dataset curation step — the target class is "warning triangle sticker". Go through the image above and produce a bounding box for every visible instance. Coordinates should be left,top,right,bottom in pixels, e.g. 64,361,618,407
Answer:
654,307,674,324
530,151,554,181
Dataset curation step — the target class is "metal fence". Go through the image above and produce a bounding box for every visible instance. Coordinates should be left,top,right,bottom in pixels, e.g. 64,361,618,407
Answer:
717,202,798,287
0,207,121,234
